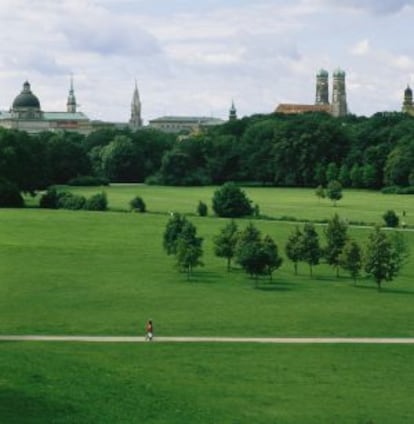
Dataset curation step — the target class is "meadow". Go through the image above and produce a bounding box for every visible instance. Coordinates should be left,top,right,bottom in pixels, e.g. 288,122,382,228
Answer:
1,185,413,423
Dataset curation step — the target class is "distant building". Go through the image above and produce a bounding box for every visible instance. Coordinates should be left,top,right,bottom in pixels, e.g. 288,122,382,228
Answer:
402,85,414,116
148,116,225,134
275,69,348,117
0,80,92,134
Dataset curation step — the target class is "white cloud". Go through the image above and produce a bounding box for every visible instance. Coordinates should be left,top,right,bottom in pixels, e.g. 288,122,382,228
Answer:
0,0,413,119
350,40,370,56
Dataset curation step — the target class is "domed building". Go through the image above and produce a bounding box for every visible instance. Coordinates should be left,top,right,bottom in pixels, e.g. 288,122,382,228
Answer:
0,80,92,134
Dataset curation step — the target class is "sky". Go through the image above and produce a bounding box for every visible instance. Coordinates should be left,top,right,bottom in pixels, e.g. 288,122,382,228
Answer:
0,0,413,123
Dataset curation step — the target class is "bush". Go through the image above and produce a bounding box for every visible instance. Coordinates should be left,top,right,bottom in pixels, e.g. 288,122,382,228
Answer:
383,210,399,228
130,196,146,212
68,176,110,186
0,179,24,208
84,192,108,211
382,185,414,195
57,192,86,210
197,201,208,217
39,188,59,209
212,182,253,218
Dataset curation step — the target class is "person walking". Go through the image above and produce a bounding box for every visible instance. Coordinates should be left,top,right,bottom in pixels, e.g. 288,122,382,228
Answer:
145,320,154,341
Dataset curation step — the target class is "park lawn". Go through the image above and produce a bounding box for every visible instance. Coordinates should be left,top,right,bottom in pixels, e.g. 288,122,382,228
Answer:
0,342,413,424
0,208,413,337
31,184,413,227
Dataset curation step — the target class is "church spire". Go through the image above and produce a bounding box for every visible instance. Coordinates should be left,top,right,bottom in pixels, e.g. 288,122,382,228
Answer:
129,80,143,129
67,75,77,113
229,99,237,121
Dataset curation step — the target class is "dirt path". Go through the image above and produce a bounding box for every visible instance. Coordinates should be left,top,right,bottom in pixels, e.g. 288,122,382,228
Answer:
1,335,414,344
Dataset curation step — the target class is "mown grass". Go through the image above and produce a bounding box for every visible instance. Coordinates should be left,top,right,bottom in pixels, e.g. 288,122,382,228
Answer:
3,186,414,423
1,342,413,423
1,208,413,337
28,184,413,226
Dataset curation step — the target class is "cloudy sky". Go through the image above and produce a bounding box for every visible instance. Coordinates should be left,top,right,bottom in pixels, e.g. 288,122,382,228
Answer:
0,0,413,123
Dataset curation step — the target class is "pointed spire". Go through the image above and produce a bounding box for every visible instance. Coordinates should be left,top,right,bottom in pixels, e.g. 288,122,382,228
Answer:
129,80,143,129
67,74,77,113
229,99,237,121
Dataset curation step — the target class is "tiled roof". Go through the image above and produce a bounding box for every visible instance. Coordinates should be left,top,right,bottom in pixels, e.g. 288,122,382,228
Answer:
275,104,331,114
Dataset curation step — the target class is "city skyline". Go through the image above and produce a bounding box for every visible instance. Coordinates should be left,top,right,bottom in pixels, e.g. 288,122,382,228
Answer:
0,0,413,123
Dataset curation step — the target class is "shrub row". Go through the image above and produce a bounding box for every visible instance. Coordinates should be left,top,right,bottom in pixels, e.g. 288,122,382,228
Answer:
381,185,414,194
40,189,107,211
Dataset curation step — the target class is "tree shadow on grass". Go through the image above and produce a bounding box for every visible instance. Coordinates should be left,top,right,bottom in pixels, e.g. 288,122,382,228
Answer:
253,280,294,292
0,388,77,424
186,271,226,284
354,284,414,296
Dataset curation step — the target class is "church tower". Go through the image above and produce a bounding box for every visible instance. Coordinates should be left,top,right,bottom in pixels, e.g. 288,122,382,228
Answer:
229,100,237,121
331,69,348,117
402,85,413,113
315,69,329,105
66,76,77,113
129,81,142,129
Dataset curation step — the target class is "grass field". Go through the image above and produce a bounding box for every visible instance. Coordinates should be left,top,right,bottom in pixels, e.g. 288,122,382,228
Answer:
1,342,413,423
2,186,414,423
29,184,413,226
0,208,413,337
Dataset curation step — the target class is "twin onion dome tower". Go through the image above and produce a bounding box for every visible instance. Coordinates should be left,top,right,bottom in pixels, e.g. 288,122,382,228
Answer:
275,68,348,117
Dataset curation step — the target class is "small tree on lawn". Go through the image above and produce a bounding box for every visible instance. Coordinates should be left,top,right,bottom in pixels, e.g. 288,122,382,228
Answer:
262,235,283,280
315,185,325,203
163,213,188,255
285,226,304,275
130,196,146,212
212,182,253,218
301,223,322,276
235,223,282,284
339,239,362,285
326,180,343,207
364,226,407,291
382,210,399,228
213,220,239,271
325,214,348,277
197,201,208,217
175,221,203,279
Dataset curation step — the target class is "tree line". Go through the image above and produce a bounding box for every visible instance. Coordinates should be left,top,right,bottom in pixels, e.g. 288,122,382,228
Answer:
163,212,408,291
0,111,413,194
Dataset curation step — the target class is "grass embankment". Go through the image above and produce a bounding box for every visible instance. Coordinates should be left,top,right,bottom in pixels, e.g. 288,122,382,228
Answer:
1,342,413,424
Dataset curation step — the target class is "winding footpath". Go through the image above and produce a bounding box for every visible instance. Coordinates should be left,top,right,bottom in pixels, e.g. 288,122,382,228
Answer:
1,335,414,344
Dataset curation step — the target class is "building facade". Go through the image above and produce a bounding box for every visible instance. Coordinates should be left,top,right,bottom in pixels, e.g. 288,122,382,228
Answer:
0,80,92,134
148,116,225,134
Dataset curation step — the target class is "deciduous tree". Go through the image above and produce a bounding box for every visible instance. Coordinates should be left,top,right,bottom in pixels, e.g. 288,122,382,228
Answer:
325,214,348,277
213,220,239,271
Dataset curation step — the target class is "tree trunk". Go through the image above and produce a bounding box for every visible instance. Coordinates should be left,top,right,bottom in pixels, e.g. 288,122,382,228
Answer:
227,257,231,272
309,264,313,277
294,262,298,275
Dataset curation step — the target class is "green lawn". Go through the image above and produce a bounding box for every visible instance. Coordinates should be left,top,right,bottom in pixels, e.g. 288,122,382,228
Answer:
2,187,413,423
0,342,413,423
1,208,413,337
30,184,413,227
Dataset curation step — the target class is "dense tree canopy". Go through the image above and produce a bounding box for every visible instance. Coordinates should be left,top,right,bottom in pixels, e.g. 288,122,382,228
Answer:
1,111,413,192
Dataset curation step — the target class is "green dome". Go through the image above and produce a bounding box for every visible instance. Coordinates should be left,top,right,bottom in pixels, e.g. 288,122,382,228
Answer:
317,69,328,77
405,85,412,97
333,68,346,77
12,81,41,109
